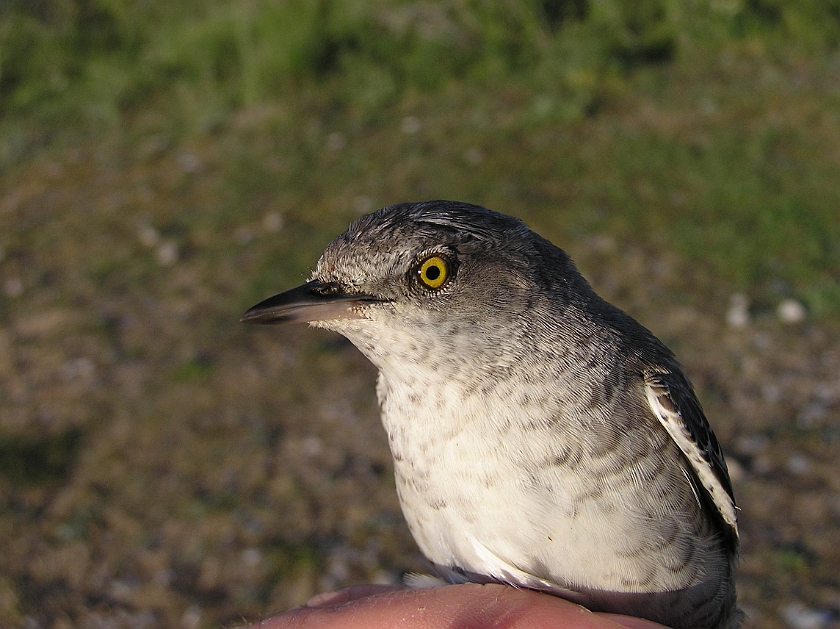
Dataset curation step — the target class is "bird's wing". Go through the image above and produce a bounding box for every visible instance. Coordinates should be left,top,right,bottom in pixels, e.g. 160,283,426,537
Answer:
644,370,738,538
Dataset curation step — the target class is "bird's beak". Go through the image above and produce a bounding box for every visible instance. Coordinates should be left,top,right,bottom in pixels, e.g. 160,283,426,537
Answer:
241,280,381,325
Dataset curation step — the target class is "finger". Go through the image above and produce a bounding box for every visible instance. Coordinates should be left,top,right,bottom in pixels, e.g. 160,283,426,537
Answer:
601,613,673,629
246,583,671,629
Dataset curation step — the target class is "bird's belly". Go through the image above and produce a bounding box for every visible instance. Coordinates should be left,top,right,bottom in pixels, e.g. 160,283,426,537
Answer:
385,406,714,595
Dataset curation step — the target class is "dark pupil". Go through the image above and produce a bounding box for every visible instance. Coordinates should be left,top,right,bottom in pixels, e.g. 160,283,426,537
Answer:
425,265,441,281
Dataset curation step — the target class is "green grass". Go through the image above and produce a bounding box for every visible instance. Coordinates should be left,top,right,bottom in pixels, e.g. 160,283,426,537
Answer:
5,0,839,316
3,0,838,123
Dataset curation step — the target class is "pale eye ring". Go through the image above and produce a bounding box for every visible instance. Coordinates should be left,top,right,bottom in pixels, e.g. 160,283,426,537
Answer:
417,255,450,289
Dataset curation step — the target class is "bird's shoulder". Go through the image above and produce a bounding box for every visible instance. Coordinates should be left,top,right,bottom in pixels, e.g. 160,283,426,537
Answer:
581,298,739,545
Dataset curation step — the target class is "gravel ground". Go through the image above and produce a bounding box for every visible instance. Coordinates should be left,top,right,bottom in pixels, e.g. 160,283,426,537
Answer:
1,141,838,629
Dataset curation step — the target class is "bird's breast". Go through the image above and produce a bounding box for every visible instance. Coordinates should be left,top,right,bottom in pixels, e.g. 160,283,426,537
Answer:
376,368,721,595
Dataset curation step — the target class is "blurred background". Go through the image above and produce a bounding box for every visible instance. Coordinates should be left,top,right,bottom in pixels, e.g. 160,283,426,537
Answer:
1,1,840,627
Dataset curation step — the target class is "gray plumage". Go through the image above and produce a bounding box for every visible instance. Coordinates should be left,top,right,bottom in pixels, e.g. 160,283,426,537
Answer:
243,200,740,629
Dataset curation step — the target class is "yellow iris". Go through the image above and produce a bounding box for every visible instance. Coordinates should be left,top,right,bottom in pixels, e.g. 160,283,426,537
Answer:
418,256,449,289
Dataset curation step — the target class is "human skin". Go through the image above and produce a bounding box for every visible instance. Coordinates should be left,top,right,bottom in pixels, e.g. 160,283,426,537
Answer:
246,583,670,629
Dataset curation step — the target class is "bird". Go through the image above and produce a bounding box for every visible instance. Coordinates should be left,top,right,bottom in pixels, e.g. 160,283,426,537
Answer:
242,200,740,629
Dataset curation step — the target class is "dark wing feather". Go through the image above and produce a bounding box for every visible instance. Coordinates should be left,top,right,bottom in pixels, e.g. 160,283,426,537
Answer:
644,370,738,540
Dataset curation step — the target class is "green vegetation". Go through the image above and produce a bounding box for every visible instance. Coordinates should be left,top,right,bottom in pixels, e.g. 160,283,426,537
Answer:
4,0,840,123
3,0,839,316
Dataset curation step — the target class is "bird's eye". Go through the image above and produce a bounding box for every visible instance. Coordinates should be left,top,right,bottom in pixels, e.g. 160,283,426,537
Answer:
417,255,449,289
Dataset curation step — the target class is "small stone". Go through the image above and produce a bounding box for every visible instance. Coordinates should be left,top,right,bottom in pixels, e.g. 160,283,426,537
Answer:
3,277,23,297
241,548,262,568
326,132,347,151
699,97,718,115
752,454,774,476
181,605,201,629
752,332,772,350
726,293,750,327
156,240,179,266
734,434,770,456
61,357,95,381
372,570,400,585
778,299,806,324
319,549,351,590
155,567,173,587
762,383,781,403
739,604,760,625
465,147,483,164
797,402,828,429
814,381,838,402
234,226,255,245
109,579,136,601
780,601,831,629
137,184,155,203
725,458,745,483
401,116,421,134
263,211,284,232
138,224,160,247
303,436,322,457
44,161,64,179
177,152,200,173
141,134,170,159
589,234,615,254
786,453,811,476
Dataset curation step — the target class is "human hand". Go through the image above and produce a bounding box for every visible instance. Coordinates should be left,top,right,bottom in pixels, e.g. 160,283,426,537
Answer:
246,582,670,629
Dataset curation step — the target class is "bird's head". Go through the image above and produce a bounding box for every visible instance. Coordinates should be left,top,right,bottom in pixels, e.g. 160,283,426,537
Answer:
242,200,583,369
